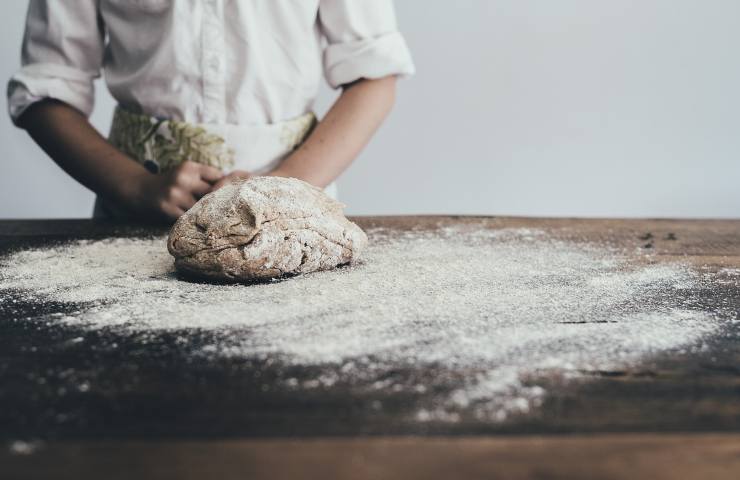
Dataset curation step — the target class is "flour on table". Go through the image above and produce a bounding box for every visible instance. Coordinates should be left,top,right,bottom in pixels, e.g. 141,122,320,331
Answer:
0,225,725,422
168,176,367,281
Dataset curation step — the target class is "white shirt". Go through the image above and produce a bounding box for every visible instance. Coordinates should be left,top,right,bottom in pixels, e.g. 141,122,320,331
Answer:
8,0,414,126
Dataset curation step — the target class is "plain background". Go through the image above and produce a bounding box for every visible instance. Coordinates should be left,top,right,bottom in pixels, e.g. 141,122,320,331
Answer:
1,0,738,219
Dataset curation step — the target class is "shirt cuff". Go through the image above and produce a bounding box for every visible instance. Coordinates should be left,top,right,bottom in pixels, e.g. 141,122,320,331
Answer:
7,63,97,125
323,31,415,89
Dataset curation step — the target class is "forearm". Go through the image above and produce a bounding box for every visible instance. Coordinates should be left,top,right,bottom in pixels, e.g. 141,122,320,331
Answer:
271,76,397,188
17,100,148,204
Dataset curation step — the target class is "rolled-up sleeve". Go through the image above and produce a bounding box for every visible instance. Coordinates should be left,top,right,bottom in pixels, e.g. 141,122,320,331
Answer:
319,0,415,89
7,0,104,124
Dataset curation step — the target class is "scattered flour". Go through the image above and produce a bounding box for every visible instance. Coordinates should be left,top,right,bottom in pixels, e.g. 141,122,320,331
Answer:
7,440,43,456
719,268,740,275
0,226,723,421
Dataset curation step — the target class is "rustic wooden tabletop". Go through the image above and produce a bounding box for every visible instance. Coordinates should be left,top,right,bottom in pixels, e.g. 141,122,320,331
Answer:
1,217,739,480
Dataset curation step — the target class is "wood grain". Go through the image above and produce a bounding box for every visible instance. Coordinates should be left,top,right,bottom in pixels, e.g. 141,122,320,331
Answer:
1,218,738,479
3,434,740,480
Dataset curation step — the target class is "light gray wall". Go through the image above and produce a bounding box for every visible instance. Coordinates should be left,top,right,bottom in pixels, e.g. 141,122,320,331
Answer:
2,1,739,219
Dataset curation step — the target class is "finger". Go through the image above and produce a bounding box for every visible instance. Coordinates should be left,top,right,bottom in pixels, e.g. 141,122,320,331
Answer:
161,203,186,221
191,179,213,198
171,188,198,211
210,177,231,192
229,170,252,180
177,194,198,211
197,164,225,184
176,166,215,197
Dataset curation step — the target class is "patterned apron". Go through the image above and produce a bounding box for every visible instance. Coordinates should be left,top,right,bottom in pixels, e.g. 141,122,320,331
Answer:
94,107,337,218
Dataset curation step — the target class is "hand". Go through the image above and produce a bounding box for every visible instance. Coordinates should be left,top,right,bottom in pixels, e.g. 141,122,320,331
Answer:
210,170,253,191
122,161,223,220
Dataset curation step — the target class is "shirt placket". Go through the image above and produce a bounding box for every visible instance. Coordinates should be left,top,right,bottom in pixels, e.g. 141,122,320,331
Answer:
201,0,226,124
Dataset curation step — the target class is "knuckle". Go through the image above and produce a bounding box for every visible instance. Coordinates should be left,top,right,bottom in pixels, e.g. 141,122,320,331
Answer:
166,185,179,200
175,171,192,184
175,163,193,178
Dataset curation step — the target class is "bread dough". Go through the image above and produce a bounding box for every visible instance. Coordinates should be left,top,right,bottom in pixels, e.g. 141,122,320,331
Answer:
167,177,367,281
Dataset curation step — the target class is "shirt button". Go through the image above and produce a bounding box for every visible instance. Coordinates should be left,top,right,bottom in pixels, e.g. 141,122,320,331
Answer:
208,57,221,72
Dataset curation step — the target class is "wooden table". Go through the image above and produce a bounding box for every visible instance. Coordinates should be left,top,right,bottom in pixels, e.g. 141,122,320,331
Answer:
1,217,739,479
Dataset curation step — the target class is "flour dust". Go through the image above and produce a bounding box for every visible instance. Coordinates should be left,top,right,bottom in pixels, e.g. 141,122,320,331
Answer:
0,226,724,422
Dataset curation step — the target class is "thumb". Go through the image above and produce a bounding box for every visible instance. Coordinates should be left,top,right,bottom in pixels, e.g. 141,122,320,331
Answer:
197,164,224,184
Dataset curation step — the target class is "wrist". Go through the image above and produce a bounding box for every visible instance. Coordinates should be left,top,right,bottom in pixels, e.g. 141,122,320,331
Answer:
267,163,326,187
113,165,152,208
266,165,295,179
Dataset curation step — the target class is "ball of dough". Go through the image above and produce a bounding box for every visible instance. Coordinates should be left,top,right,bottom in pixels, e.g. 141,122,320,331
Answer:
167,177,368,281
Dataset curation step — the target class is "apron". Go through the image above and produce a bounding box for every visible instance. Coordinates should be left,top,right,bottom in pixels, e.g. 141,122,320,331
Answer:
93,106,337,218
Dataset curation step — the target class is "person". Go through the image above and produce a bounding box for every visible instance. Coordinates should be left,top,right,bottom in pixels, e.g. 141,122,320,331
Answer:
8,0,414,220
